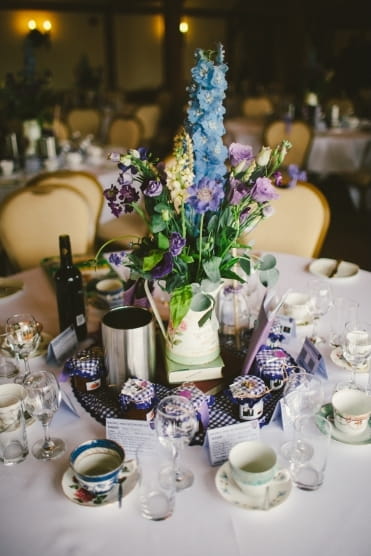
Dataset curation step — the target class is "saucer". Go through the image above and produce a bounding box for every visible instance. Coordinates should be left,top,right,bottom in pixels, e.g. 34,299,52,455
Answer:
330,347,369,373
215,462,291,511
61,459,138,507
309,258,359,280
319,403,371,445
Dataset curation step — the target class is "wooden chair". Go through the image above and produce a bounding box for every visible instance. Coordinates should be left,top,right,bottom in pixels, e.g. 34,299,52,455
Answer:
26,170,104,251
134,104,161,144
241,96,274,119
263,120,314,169
107,115,143,150
66,108,102,138
97,211,149,249
0,184,91,270
240,181,330,258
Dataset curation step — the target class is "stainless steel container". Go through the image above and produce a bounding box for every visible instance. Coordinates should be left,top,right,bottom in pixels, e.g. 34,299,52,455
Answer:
101,306,156,388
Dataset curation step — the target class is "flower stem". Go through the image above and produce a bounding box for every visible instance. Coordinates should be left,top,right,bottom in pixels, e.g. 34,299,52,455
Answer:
197,213,204,281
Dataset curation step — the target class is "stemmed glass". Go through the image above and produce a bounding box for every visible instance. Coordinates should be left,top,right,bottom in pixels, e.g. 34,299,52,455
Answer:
154,395,198,491
23,370,65,460
341,321,371,387
280,370,324,463
5,313,41,383
308,280,333,344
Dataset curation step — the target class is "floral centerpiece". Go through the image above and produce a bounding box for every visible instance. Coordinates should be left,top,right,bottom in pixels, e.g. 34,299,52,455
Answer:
98,44,291,364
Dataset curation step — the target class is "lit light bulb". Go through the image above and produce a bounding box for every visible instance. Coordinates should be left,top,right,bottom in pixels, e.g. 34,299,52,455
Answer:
179,21,189,34
43,20,52,32
28,19,37,31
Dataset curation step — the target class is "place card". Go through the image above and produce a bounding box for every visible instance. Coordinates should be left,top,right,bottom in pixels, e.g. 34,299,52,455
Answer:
206,421,260,466
274,314,296,341
47,326,78,365
106,418,154,460
297,337,327,379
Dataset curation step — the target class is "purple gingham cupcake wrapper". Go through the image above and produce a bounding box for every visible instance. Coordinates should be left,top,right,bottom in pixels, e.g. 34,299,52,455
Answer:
172,383,213,428
119,378,155,410
255,346,297,379
65,348,106,379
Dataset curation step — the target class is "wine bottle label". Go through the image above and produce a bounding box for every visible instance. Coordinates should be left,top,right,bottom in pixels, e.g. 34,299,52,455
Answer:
76,314,86,326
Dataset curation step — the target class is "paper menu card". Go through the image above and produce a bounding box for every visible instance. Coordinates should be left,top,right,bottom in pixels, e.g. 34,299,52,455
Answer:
241,290,285,375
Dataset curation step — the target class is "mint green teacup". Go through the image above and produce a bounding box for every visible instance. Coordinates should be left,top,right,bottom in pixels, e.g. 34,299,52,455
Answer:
229,440,287,497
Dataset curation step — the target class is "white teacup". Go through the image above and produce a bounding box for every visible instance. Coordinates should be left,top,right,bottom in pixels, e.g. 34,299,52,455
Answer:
332,388,371,436
96,278,124,309
70,439,126,494
0,159,14,177
0,384,26,430
228,441,288,497
283,292,311,323
65,151,83,169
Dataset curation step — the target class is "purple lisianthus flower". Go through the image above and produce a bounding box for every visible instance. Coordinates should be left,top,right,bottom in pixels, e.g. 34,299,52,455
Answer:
287,164,307,188
169,232,186,256
187,177,225,214
229,143,254,168
117,183,140,213
143,179,163,197
229,182,249,205
273,171,283,187
151,252,173,279
251,177,279,203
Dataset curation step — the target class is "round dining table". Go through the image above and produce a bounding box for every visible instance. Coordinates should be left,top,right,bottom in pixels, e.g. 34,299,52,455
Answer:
0,252,370,556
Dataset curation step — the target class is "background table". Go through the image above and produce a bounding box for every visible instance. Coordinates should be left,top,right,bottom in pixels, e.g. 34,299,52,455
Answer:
224,117,371,176
0,253,370,556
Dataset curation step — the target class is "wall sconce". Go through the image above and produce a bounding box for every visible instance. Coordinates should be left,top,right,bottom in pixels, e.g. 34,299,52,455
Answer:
26,19,52,47
179,21,189,34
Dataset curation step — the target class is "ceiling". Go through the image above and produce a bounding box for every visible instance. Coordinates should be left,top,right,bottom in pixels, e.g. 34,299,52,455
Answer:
0,0,368,27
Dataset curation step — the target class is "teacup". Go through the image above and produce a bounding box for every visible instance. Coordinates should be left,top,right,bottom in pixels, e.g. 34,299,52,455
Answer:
0,159,14,177
65,151,83,169
228,440,288,497
283,292,311,324
70,439,126,494
332,388,371,436
0,384,26,431
96,278,124,309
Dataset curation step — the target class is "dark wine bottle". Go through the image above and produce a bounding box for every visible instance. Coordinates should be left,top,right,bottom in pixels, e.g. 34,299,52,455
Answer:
54,235,87,341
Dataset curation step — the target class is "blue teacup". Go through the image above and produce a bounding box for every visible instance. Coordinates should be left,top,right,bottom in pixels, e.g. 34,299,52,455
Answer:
70,439,125,494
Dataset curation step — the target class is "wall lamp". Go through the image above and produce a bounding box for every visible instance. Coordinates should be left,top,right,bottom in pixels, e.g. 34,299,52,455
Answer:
26,19,52,47
179,21,189,34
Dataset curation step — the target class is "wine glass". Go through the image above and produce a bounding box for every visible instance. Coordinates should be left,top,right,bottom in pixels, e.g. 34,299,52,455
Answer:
280,370,324,463
154,395,198,491
5,313,41,382
308,280,333,344
341,321,371,387
23,370,65,460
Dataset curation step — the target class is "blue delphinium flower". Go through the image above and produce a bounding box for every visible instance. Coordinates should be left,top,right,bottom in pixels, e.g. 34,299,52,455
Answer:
185,43,228,185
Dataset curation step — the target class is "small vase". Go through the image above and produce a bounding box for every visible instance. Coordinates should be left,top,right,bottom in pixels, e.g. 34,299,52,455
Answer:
166,289,221,366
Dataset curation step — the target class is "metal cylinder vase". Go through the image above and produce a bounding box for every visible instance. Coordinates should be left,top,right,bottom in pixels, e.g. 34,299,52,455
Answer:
101,306,156,388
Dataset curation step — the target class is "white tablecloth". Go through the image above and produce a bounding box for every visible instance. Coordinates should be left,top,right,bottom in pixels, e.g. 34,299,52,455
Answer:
1,253,371,556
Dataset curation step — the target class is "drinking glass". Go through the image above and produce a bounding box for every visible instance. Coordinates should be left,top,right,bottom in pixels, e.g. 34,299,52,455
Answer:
23,370,65,460
5,313,41,382
0,329,19,382
342,321,371,386
280,371,324,463
308,280,333,344
154,395,198,491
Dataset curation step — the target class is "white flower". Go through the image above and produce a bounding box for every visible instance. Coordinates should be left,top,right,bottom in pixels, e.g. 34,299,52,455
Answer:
256,146,272,166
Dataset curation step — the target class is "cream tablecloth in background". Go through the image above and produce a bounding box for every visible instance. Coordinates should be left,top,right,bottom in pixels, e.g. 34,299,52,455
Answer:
0,253,370,556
